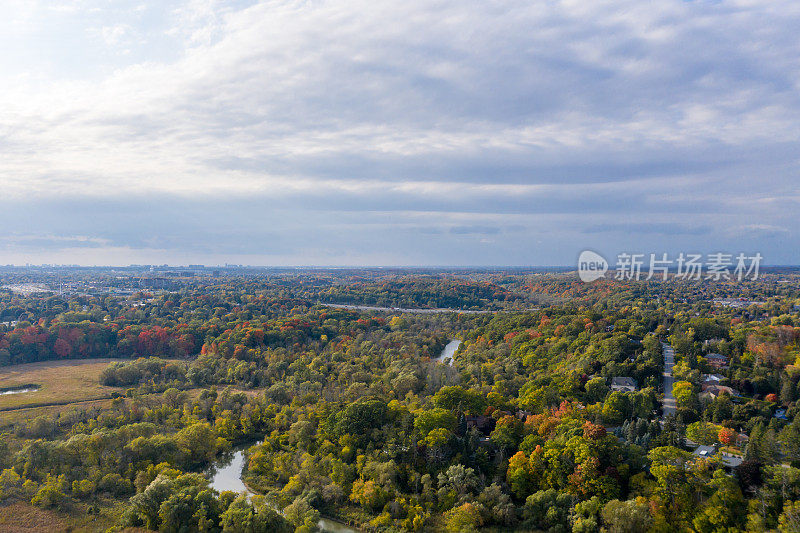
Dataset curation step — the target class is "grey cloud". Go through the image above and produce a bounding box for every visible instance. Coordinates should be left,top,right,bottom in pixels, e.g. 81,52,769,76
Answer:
0,235,111,249
450,226,501,235
0,193,797,265
583,223,712,236
1,0,800,264
205,148,735,185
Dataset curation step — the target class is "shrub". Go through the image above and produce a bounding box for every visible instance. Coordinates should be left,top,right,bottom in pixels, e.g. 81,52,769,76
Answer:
31,475,68,509
98,473,133,496
72,479,95,499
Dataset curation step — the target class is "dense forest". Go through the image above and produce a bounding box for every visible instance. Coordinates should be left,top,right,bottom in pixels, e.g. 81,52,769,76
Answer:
1,269,800,532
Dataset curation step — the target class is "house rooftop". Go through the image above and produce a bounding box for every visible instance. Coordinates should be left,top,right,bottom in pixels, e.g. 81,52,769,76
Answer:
611,377,637,387
693,445,716,458
720,453,743,468
701,384,739,396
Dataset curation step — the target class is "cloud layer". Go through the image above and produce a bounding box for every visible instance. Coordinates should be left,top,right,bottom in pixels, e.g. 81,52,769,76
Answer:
1,0,798,265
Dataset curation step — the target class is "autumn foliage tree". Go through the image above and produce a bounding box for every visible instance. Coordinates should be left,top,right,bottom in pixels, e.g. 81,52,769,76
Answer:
718,427,736,446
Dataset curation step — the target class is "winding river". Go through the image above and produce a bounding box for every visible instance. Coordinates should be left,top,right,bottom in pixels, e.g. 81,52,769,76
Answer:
206,340,462,531
208,448,358,533
432,339,461,365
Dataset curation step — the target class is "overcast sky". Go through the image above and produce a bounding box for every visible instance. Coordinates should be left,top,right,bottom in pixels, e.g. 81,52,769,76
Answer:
1,0,798,266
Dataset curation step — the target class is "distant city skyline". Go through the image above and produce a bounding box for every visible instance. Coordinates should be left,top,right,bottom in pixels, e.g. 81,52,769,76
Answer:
1,1,799,266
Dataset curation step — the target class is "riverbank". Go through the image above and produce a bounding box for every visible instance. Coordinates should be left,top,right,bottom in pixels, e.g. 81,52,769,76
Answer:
432,339,461,365
209,447,364,533
242,477,367,533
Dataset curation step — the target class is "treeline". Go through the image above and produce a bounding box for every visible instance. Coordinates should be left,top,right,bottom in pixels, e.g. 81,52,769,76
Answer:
0,322,196,366
316,276,541,310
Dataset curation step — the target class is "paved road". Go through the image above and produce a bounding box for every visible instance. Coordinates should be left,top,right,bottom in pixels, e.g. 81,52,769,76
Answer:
662,342,677,418
320,303,495,314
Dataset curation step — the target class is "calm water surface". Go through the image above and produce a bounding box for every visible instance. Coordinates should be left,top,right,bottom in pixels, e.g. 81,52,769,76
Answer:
208,449,250,494
432,339,461,365
208,448,358,533
0,386,39,396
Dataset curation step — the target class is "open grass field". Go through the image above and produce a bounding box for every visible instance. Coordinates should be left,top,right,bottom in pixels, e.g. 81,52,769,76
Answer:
0,500,148,533
0,398,117,430
0,501,70,532
0,359,121,411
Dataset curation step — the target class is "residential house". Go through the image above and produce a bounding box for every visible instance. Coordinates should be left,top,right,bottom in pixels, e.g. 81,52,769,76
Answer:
735,433,749,448
701,383,737,395
692,445,743,470
515,409,532,421
465,415,496,436
693,445,716,459
700,384,738,400
705,353,729,370
610,377,638,393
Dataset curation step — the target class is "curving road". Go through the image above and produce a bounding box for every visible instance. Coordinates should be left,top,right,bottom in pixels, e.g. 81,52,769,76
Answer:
662,342,676,418
319,303,494,314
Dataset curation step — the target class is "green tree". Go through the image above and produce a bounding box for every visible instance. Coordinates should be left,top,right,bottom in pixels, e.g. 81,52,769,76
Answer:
220,496,291,533
602,392,630,426
692,470,746,533
98,473,133,496
672,381,695,409
490,415,523,452
438,464,481,503
0,468,22,500
522,489,573,533
571,496,602,533
584,377,609,403
433,386,487,414
177,422,220,465
648,446,697,525
335,398,388,440
414,408,456,435
780,500,800,532
444,502,483,532
507,451,535,499
686,421,722,445
601,499,652,533
284,496,320,530
31,474,68,510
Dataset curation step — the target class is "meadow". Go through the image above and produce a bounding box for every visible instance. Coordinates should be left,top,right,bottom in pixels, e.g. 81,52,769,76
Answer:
0,499,148,533
0,359,121,411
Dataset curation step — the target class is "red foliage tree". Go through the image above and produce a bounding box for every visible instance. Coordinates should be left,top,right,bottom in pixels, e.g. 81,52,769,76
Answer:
718,427,736,446
583,421,607,440
766,393,778,403
53,338,72,358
